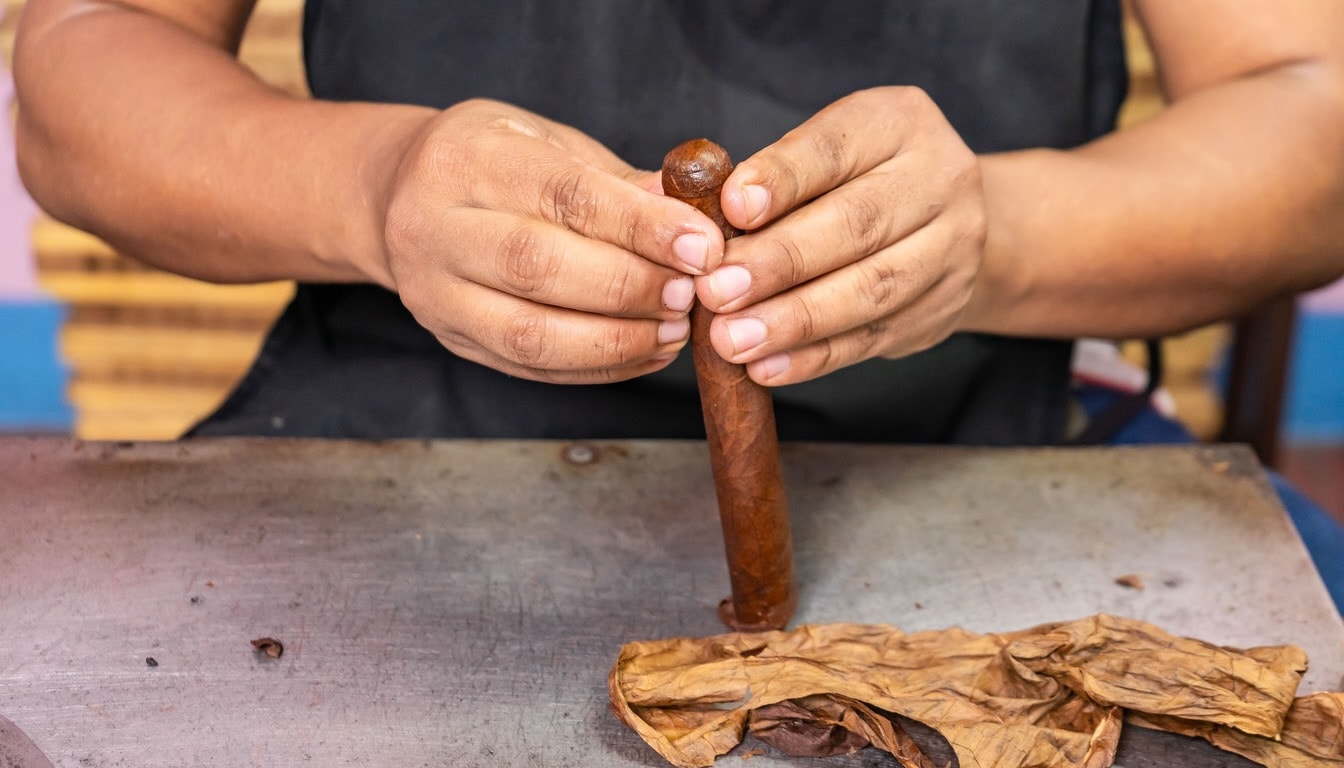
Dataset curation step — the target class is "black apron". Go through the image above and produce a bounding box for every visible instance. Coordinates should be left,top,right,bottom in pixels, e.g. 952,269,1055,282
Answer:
191,0,1127,443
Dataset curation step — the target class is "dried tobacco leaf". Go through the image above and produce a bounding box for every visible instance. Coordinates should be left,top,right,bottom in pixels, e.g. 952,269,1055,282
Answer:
1130,692,1344,767
609,614,1341,768
748,695,944,768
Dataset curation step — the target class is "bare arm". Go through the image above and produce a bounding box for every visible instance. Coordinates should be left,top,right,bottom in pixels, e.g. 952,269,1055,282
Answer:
969,0,1344,337
14,0,722,383
14,0,425,285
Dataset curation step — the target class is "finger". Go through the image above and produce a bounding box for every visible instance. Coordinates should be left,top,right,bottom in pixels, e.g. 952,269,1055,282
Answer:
700,161,940,312
742,265,975,386
418,281,691,374
721,86,934,230
633,169,665,196
446,110,726,275
436,208,697,319
454,342,684,385
522,355,683,385
708,222,954,364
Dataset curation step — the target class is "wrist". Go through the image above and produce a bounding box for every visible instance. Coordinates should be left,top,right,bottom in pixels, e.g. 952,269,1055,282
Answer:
958,149,1050,335
321,103,437,290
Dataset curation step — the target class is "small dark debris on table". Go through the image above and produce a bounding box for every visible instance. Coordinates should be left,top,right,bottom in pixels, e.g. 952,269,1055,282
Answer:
1115,573,1145,590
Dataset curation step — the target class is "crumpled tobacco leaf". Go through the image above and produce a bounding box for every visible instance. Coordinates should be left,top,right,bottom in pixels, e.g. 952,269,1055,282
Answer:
747,694,944,767
608,614,1343,768
1130,692,1344,768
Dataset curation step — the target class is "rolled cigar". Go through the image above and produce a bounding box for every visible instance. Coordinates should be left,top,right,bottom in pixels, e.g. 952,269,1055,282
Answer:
662,139,798,632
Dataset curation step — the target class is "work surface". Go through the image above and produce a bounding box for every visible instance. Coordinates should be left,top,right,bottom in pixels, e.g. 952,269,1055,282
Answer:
1,438,1341,767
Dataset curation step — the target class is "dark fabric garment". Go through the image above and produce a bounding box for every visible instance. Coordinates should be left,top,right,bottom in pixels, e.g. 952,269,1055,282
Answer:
302,0,1126,164
191,0,1127,443
192,283,1070,443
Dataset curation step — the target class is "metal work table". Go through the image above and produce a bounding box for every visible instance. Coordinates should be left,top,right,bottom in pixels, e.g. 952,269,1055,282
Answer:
1,438,1341,767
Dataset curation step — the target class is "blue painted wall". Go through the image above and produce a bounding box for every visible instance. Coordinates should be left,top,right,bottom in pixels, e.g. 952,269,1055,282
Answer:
0,65,71,433
0,300,73,431
1286,312,1344,443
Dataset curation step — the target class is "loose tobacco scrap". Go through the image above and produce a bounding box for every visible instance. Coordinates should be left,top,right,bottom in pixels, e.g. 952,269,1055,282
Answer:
250,637,284,659
608,614,1343,768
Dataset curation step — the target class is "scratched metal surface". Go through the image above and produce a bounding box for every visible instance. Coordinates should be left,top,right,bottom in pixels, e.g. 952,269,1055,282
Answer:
0,438,1340,767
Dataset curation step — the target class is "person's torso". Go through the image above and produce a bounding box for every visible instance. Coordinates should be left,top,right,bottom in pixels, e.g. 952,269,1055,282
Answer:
304,0,1125,163
190,0,1124,442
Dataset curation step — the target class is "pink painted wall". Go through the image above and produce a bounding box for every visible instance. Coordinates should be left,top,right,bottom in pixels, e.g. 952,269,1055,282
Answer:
1,65,41,301
1302,276,1344,315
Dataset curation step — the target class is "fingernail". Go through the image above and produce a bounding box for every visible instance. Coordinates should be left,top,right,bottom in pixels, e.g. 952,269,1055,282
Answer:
757,352,791,381
708,265,751,305
742,184,770,225
673,232,708,273
662,276,695,313
658,317,690,344
726,317,767,354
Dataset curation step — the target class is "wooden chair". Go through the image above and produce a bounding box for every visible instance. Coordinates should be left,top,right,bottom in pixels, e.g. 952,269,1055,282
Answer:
1219,297,1298,469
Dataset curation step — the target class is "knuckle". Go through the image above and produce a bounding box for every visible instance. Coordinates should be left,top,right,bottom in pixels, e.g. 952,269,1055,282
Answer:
501,307,552,367
422,130,474,194
841,191,886,254
748,151,800,206
495,224,559,296
443,97,491,119
766,235,810,291
806,128,852,181
541,167,599,233
893,85,936,114
601,322,644,367
602,262,642,312
812,337,839,377
860,318,887,348
614,201,649,251
792,294,822,343
857,259,905,312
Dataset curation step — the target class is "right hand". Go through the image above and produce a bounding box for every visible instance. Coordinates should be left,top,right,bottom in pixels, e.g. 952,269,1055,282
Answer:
379,99,725,384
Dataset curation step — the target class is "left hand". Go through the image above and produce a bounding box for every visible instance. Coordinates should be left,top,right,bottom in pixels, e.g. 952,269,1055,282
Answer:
696,86,987,386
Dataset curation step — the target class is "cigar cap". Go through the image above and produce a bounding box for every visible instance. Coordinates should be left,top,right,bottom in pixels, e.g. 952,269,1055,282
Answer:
662,139,734,198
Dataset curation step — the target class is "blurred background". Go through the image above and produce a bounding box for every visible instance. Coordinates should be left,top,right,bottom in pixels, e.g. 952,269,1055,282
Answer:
2,0,1341,521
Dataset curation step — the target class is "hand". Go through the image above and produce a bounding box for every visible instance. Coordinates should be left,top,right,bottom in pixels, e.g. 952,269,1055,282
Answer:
697,87,987,386
380,99,725,383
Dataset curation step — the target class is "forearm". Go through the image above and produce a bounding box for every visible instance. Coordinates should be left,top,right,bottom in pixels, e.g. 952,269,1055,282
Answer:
14,2,434,286
968,62,1344,339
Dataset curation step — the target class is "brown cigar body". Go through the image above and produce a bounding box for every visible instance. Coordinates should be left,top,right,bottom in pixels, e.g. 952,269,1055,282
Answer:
662,139,798,632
